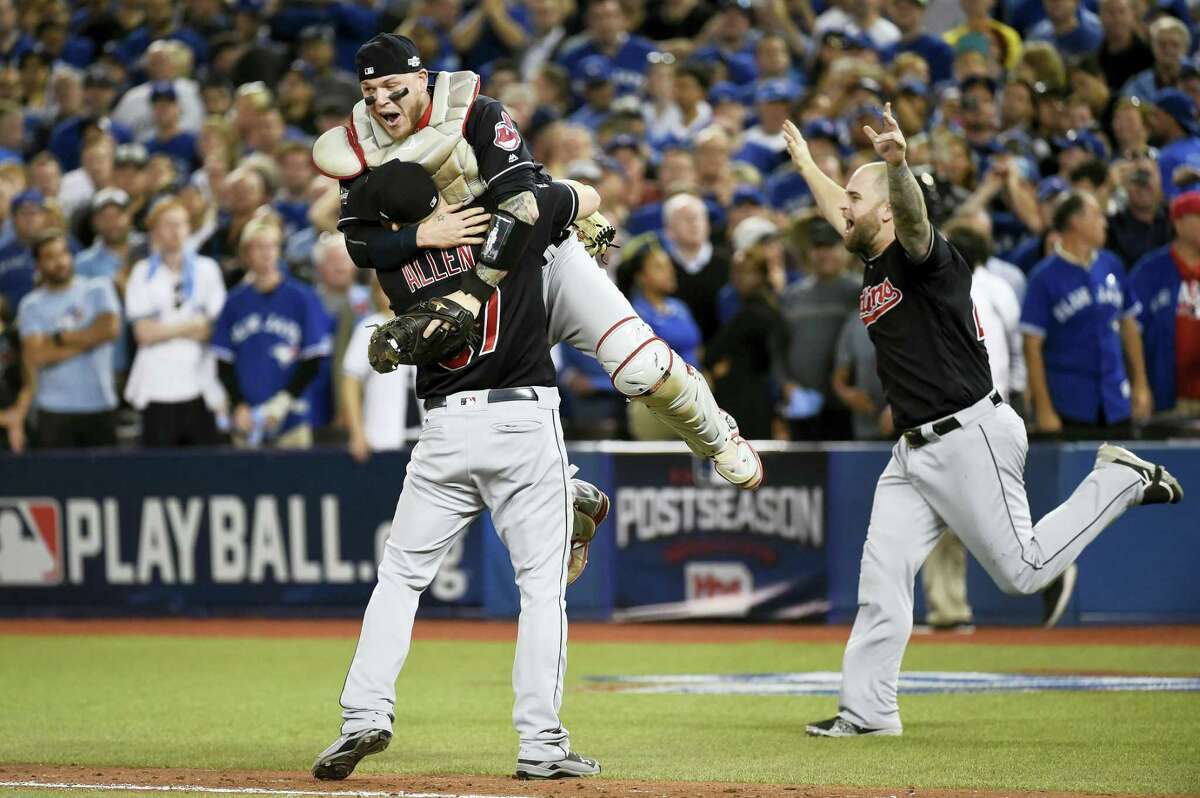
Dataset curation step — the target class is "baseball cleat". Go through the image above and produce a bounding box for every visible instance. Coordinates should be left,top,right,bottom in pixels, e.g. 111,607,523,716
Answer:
1095,443,1184,505
568,479,609,585
712,411,764,490
311,728,391,780
516,750,601,779
806,717,902,737
1041,563,1077,628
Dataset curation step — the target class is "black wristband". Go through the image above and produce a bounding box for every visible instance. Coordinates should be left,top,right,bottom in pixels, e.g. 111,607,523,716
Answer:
460,270,497,303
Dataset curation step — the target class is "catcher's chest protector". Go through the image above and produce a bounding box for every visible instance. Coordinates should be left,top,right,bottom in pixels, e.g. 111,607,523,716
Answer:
353,71,487,205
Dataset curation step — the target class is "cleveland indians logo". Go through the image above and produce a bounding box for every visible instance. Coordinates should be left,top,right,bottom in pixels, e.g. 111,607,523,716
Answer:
859,278,903,327
493,111,521,152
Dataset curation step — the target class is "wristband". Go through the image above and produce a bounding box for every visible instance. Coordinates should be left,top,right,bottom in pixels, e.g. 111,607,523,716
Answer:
460,270,497,303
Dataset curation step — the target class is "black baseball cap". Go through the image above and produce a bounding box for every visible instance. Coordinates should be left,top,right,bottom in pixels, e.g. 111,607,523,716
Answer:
355,34,423,83
347,160,439,226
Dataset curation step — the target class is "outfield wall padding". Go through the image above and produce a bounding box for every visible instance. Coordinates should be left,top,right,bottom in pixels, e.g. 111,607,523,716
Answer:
1,442,1196,623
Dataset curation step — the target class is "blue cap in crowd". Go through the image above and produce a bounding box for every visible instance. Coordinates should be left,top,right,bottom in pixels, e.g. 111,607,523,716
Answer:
605,133,641,153
1037,175,1069,203
1052,128,1109,160
820,29,875,52
897,78,929,98
150,81,177,103
960,75,998,96
579,55,613,86
708,81,742,106
802,118,840,143
287,59,316,80
755,79,800,105
1152,88,1200,135
845,104,883,123
658,135,693,153
732,185,766,206
11,189,47,213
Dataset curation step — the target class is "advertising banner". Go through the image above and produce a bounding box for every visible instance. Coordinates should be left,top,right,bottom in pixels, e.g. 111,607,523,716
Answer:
611,451,828,620
0,450,483,613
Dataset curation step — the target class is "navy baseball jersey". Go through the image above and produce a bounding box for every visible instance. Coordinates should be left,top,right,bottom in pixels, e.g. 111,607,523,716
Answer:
1020,250,1141,424
462,92,536,188
858,231,994,429
375,181,579,399
210,277,332,433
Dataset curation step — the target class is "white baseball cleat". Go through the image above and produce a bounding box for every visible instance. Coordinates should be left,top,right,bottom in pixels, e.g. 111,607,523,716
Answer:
711,412,764,490
516,750,602,779
1094,443,1184,505
806,716,902,737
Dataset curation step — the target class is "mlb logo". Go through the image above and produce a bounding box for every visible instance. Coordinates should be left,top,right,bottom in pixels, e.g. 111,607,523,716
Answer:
0,498,63,586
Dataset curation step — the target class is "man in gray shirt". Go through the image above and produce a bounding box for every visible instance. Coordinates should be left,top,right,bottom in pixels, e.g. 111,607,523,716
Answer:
780,218,862,440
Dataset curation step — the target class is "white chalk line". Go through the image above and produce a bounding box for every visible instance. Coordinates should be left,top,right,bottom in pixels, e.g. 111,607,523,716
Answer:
0,780,532,798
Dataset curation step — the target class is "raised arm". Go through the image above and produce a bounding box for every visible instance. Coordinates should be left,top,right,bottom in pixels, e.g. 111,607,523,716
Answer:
864,103,933,260
782,120,846,231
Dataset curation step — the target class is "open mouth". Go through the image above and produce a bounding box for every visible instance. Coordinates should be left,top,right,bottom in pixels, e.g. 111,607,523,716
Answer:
379,111,401,126
845,219,855,233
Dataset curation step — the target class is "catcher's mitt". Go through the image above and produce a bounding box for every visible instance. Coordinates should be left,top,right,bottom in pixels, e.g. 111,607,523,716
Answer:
368,297,480,371
573,211,617,260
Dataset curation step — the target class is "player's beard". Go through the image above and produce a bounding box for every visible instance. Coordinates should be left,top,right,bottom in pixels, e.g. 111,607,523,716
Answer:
843,214,881,258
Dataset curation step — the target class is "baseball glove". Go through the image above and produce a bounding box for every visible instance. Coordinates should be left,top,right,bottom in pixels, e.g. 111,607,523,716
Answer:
368,297,480,371
573,211,617,260
568,510,597,585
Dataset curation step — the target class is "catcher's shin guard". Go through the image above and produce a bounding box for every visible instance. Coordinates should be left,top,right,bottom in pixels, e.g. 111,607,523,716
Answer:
596,317,729,459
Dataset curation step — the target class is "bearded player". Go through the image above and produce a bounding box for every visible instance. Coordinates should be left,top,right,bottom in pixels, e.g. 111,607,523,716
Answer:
313,33,762,489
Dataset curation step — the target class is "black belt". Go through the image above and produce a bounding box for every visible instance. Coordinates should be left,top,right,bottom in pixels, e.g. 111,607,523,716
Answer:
902,391,1002,450
424,386,538,411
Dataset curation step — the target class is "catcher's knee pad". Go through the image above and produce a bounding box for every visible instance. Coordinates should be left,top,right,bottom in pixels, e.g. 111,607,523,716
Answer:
595,317,672,397
595,317,730,459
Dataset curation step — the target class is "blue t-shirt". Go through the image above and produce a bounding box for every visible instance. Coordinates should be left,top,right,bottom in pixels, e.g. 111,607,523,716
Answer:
689,43,759,86
1020,250,1141,424
75,241,134,371
0,241,33,311
48,116,133,173
732,127,788,177
557,35,657,98
1027,11,1104,57
459,2,533,71
146,131,200,174
273,197,311,238
1128,245,1189,411
765,170,815,214
882,35,954,85
631,293,702,367
16,276,120,413
210,277,332,433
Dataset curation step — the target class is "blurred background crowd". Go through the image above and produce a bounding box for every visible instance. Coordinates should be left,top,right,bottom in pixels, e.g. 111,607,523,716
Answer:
1,0,1199,457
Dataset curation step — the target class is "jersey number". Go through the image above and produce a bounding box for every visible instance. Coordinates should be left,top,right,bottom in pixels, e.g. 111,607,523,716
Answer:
972,303,986,342
439,288,501,370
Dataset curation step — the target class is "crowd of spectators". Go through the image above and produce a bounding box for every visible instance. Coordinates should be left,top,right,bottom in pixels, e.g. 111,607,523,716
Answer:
0,0,1198,456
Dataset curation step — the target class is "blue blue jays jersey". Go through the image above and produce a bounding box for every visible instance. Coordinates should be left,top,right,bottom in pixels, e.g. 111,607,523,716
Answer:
210,277,332,433
1020,250,1141,424
557,36,657,98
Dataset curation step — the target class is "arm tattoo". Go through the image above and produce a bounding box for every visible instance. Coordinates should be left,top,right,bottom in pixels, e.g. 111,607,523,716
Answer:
498,190,540,225
887,161,934,260
475,265,507,287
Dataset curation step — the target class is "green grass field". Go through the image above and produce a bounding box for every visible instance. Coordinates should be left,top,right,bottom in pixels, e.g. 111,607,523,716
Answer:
1,632,1198,795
